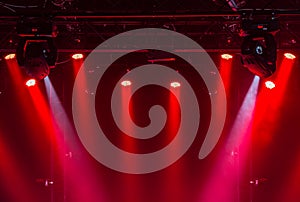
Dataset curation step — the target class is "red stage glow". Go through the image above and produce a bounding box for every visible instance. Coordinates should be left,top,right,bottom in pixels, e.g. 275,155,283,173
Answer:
199,76,260,202
284,53,296,60
4,53,15,60
219,53,233,91
221,54,233,60
72,53,84,60
71,55,84,77
267,54,295,106
66,73,107,202
250,55,296,174
26,79,36,87
265,81,275,89
5,56,30,94
166,85,183,202
0,132,37,202
170,81,180,88
121,80,132,86
120,79,135,158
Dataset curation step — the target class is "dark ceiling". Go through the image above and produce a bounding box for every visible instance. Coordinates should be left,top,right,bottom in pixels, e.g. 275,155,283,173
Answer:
0,0,300,53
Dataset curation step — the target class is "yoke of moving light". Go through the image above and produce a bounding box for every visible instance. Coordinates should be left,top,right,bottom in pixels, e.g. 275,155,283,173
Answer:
240,11,280,78
16,17,58,82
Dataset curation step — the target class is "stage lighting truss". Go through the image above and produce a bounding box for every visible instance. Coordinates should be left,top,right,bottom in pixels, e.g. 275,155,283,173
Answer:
16,18,57,81
240,12,279,78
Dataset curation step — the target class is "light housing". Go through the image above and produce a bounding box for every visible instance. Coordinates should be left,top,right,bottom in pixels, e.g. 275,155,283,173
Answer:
241,33,277,78
240,13,279,78
16,38,57,80
16,18,57,81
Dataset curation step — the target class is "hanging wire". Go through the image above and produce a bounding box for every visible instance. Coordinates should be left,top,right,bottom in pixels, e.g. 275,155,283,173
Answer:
0,1,38,8
0,2,16,13
51,0,66,7
55,59,71,65
43,0,48,8
0,1,39,13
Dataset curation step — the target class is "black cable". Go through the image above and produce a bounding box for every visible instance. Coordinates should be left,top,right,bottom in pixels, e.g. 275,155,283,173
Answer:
0,2,16,13
0,1,38,8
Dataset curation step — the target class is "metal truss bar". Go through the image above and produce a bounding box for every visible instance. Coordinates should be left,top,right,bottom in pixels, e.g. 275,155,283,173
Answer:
1,48,299,54
0,9,299,20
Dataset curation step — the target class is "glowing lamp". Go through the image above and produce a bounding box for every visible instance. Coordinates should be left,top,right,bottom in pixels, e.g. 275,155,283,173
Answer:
221,54,233,60
72,53,84,60
170,82,181,88
26,79,36,87
121,80,132,86
4,53,16,60
265,81,275,89
284,53,296,60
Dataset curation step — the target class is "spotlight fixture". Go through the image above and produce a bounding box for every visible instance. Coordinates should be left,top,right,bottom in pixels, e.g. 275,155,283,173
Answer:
16,18,57,81
240,12,279,78
221,54,233,60
26,79,36,87
170,82,181,88
241,33,277,77
265,81,275,89
284,53,296,60
72,53,84,60
121,80,132,87
4,53,16,60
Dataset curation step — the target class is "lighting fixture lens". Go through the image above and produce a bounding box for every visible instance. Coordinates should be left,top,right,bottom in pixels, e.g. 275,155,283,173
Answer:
26,79,36,87
170,82,181,88
284,53,296,60
265,81,275,89
72,53,84,60
221,54,233,60
121,80,132,86
5,53,16,60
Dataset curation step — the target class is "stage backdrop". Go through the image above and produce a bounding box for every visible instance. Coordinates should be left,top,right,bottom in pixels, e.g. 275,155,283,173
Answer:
0,47,300,202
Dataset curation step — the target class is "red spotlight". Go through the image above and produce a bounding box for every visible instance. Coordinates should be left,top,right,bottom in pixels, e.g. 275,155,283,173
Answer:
4,53,16,60
221,54,233,60
72,53,84,60
121,80,132,87
26,79,36,87
284,53,296,60
265,81,275,89
170,81,181,88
